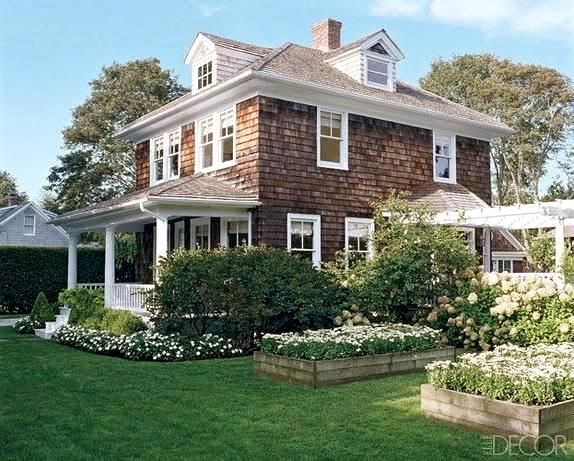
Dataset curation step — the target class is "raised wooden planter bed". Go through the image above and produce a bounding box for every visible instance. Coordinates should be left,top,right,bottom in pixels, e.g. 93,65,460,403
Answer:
421,384,574,445
253,347,455,388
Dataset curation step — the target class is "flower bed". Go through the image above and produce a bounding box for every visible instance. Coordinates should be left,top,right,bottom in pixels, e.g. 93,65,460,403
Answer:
52,325,242,361
255,324,453,387
261,324,440,360
422,343,574,445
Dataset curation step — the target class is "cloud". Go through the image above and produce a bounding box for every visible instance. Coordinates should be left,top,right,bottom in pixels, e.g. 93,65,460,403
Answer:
369,0,574,38
190,1,223,17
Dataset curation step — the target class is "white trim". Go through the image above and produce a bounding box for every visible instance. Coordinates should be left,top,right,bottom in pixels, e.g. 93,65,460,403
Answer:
361,31,405,61
190,217,211,250
220,216,251,248
344,217,374,260
499,228,526,251
491,258,515,273
195,105,237,173
23,214,36,236
492,251,527,259
363,52,393,91
433,130,457,184
287,213,321,267
150,127,182,185
194,56,216,93
317,107,348,170
458,227,476,254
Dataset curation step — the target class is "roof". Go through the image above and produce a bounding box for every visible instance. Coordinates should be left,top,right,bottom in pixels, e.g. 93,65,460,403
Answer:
0,205,20,222
50,174,260,223
409,182,489,213
199,32,272,56
0,202,60,226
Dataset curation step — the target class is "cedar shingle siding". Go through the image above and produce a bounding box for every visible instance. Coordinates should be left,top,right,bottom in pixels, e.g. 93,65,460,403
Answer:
134,95,491,262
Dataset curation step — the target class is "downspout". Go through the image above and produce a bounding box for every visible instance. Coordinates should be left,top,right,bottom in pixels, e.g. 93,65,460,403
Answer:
139,201,163,220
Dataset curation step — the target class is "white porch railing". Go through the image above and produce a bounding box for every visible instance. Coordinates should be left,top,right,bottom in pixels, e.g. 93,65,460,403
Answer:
106,283,154,313
77,283,105,290
506,272,565,288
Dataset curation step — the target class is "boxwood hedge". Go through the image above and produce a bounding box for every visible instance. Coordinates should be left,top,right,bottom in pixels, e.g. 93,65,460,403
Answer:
0,246,104,312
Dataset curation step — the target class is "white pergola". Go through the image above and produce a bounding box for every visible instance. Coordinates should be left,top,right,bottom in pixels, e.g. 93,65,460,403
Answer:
434,200,574,272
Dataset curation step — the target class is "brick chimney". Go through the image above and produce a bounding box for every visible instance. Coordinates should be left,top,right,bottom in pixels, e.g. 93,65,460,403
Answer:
312,18,342,51
7,193,21,207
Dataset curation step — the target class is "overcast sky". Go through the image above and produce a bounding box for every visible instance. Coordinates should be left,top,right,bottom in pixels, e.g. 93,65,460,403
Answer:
1,0,573,201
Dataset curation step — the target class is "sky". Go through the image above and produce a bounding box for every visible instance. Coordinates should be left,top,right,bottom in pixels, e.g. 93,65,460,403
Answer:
0,0,573,202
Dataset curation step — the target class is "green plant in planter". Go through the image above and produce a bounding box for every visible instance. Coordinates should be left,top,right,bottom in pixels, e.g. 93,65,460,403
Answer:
58,287,104,325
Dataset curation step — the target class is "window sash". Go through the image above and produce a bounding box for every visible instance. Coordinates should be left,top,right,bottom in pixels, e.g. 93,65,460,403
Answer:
199,117,214,169
219,109,235,163
433,132,455,182
167,131,180,178
345,218,374,260
287,214,321,266
196,108,235,171
366,57,389,86
23,215,35,235
197,61,213,90
319,110,345,166
227,220,248,248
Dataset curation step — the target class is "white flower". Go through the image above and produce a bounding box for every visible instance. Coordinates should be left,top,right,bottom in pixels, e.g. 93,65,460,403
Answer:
467,293,478,304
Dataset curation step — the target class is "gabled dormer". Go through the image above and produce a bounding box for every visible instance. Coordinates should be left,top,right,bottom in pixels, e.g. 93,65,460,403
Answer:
185,32,270,94
323,27,405,92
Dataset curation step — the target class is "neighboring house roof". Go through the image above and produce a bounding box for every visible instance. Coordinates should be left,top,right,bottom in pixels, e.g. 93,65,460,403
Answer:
50,174,260,225
117,29,512,140
0,202,69,240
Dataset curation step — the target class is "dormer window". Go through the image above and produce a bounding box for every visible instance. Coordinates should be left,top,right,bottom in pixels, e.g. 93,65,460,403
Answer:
197,61,213,90
366,56,389,87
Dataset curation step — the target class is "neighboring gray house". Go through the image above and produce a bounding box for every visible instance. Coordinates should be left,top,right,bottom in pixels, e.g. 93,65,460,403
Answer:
0,201,68,247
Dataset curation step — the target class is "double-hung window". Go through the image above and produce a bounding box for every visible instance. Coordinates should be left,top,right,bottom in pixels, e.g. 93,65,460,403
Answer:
492,259,513,273
199,117,214,170
173,221,185,250
345,218,374,261
151,129,181,184
197,61,213,90
434,131,456,183
197,107,235,172
366,56,390,88
318,109,347,169
225,220,249,248
23,215,35,235
287,213,321,267
153,136,165,182
191,218,210,250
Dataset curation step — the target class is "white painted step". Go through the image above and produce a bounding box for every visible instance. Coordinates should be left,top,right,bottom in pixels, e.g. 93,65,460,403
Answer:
45,321,57,333
34,329,52,339
59,307,71,318
55,314,68,327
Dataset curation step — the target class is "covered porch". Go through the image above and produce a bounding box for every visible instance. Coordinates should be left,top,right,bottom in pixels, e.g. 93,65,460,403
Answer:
50,175,260,314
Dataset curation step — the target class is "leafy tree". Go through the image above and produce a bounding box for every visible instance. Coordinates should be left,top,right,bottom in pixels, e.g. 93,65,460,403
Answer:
46,59,188,213
420,54,574,205
0,170,28,206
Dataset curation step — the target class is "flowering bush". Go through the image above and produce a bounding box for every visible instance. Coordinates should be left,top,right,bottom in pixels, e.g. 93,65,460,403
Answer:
423,268,574,350
13,316,43,334
261,324,441,360
426,343,574,406
52,325,242,361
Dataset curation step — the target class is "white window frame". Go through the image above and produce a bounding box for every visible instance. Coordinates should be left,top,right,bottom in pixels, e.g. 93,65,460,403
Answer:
220,216,251,248
287,213,321,267
363,52,392,91
195,58,215,92
195,106,236,173
433,131,456,184
345,217,374,260
190,218,211,250
173,220,186,250
23,215,36,236
149,128,182,185
317,107,348,170
492,259,514,273
197,116,215,171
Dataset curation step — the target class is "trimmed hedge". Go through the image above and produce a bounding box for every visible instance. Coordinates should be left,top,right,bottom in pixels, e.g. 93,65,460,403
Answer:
0,246,104,312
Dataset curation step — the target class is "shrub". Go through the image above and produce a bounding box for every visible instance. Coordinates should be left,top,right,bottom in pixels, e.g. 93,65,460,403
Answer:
13,316,42,334
528,235,555,271
30,292,58,324
563,247,574,283
0,246,105,312
58,288,104,325
98,309,147,336
261,324,440,360
423,269,574,350
426,343,574,406
325,193,476,321
52,325,242,361
147,246,344,349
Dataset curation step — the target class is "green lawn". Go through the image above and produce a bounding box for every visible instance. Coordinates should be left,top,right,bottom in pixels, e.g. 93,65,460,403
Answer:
1,326,572,461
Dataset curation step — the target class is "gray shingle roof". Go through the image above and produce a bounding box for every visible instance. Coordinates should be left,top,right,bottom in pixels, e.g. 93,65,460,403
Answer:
200,32,272,56
410,182,489,212
0,205,20,222
51,174,259,222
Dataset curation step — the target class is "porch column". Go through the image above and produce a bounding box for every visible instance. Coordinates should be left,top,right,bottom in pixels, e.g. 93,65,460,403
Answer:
155,216,169,269
482,227,491,272
67,233,79,289
555,217,565,272
104,226,116,307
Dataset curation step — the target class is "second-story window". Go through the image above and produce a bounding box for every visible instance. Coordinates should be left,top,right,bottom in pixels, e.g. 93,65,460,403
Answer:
220,109,235,163
318,109,348,170
23,215,35,236
197,61,213,90
433,131,456,183
153,136,164,182
168,131,180,178
199,117,214,169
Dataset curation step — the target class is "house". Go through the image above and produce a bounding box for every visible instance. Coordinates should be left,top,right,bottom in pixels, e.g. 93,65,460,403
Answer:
51,18,526,310
0,196,68,247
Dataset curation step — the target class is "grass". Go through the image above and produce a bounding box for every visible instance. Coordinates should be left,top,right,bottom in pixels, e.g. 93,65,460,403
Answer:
1,326,572,461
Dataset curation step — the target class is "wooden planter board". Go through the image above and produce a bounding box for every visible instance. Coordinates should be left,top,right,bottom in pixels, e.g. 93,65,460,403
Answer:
253,347,455,388
421,384,574,446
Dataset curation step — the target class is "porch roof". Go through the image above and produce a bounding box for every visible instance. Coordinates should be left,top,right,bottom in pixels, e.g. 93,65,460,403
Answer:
410,182,489,213
50,174,260,231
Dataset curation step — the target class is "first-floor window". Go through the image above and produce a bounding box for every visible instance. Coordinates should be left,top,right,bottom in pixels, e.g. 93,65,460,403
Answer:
345,218,374,261
287,213,321,266
23,215,35,235
173,221,185,249
226,220,248,248
191,219,210,250
492,259,513,273
434,131,456,183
